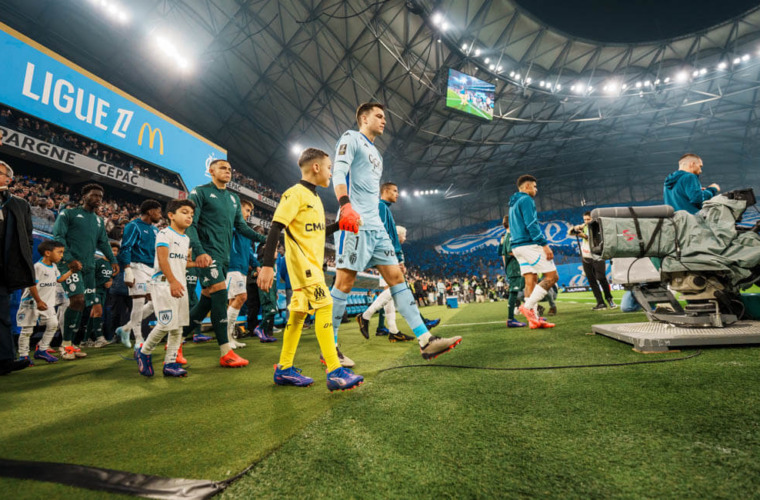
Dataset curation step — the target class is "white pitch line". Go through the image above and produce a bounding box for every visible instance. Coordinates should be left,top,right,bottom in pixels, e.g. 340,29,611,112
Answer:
441,320,506,327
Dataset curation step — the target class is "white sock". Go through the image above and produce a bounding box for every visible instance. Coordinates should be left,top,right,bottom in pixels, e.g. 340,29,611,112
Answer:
141,301,154,320
141,326,167,355
18,328,32,357
384,301,399,334
165,331,182,363
220,343,232,355
129,297,146,344
39,319,57,350
524,286,548,311
363,288,392,319
227,306,240,342
417,332,433,347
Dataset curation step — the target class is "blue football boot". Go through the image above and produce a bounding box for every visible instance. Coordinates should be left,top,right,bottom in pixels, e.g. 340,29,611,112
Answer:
163,362,188,377
19,355,33,367
192,333,213,343
115,326,132,348
424,318,441,329
326,367,364,392
34,345,58,363
137,350,154,377
274,364,314,387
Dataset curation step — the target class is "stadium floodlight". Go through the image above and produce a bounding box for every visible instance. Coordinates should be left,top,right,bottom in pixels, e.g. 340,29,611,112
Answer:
743,54,750,61
515,73,521,80
525,77,532,84
441,22,450,32
540,81,545,87
718,61,727,70
699,68,707,75
435,189,439,194
462,43,468,50
733,57,741,64
675,71,688,83
474,48,481,56
497,66,503,72
291,144,302,155
635,81,642,88
587,86,593,93
414,190,419,196
484,58,490,64
509,71,515,77
692,70,699,77
489,64,495,70
644,80,651,87
432,13,443,25
400,190,407,197
664,77,670,83
556,84,561,90
622,83,628,90
654,79,660,85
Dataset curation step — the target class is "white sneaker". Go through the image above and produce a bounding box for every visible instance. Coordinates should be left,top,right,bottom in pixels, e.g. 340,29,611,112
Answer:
336,347,355,368
92,337,109,348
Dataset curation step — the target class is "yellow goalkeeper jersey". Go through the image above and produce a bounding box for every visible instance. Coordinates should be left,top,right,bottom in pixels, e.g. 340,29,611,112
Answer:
272,182,327,289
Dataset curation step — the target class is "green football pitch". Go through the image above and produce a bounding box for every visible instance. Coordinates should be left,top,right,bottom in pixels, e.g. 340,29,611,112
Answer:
4,291,760,499
446,89,492,120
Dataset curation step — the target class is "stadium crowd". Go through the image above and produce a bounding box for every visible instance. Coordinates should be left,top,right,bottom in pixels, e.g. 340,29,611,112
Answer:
0,105,285,203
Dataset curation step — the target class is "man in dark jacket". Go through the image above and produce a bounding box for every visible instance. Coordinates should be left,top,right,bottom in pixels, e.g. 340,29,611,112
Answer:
0,160,34,375
663,153,721,214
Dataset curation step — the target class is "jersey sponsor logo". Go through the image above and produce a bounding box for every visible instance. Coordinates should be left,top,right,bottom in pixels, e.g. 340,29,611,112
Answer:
383,250,395,257
368,153,382,173
158,309,173,326
313,285,325,300
305,222,325,232
38,282,57,287
338,144,347,155
169,252,187,259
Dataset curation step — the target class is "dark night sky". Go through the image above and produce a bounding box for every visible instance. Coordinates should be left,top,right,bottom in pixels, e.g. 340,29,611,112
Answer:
514,0,760,43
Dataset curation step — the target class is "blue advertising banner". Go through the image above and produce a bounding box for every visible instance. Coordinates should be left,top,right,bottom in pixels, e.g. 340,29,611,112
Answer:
0,22,225,190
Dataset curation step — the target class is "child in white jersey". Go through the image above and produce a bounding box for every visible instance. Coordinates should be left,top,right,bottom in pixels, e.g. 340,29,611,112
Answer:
17,240,75,363
137,199,196,377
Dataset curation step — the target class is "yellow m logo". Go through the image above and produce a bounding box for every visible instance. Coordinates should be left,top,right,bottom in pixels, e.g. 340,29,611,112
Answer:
137,123,164,155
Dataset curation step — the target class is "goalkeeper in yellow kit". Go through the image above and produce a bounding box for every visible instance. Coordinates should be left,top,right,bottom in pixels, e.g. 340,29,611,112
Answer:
257,148,364,392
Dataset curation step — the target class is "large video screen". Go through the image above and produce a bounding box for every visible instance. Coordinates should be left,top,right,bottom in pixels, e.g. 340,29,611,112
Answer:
445,69,495,120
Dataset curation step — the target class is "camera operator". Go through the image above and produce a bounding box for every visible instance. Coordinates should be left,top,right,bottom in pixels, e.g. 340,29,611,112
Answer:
664,153,720,214
569,211,616,310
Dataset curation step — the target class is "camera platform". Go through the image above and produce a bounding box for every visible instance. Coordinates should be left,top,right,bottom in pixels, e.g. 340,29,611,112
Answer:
591,321,760,353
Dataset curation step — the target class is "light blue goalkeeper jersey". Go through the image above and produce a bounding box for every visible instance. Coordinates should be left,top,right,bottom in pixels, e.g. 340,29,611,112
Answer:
332,130,384,231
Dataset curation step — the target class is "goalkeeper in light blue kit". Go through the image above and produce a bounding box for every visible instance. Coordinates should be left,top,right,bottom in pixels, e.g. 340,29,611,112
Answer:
330,102,462,363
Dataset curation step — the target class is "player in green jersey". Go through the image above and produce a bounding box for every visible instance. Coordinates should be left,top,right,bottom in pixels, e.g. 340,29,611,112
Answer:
185,159,266,367
52,184,118,359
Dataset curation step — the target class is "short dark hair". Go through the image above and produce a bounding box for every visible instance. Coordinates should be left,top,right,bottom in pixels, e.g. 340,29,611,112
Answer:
298,148,329,169
166,199,196,215
37,239,63,255
516,175,537,188
583,211,592,217
81,183,104,196
209,159,229,170
381,182,397,194
140,199,162,215
240,199,254,209
110,242,121,250
502,215,509,229
356,102,384,126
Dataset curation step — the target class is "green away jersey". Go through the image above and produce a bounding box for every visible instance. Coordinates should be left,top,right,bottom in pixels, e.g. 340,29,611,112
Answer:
95,258,114,288
499,231,522,279
186,182,265,264
53,206,115,271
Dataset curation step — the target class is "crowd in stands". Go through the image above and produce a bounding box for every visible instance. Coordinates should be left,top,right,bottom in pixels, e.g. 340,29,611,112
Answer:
231,171,281,202
0,105,286,204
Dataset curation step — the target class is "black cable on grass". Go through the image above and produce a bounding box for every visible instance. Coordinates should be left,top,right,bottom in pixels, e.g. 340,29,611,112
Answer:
376,350,702,374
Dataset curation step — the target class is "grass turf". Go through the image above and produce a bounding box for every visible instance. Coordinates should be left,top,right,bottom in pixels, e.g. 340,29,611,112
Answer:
3,291,760,499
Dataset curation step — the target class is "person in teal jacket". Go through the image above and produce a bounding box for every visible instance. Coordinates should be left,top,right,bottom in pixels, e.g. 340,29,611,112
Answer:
663,153,720,214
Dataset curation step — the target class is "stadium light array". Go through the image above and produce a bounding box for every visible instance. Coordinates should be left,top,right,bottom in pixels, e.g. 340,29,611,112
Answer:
155,34,193,72
89,0,130,24
290,144,301,155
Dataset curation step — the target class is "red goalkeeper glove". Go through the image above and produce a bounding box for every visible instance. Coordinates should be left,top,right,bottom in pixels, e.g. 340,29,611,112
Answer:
338,203,361,233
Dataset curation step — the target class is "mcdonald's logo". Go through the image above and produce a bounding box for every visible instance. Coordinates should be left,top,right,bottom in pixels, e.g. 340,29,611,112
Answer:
138,123,164,155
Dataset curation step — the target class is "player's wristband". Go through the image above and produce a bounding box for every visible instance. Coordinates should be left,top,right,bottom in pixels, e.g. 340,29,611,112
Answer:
339,196,351,207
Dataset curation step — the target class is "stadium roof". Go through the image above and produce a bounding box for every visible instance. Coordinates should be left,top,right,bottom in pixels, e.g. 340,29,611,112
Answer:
3,0,760,237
